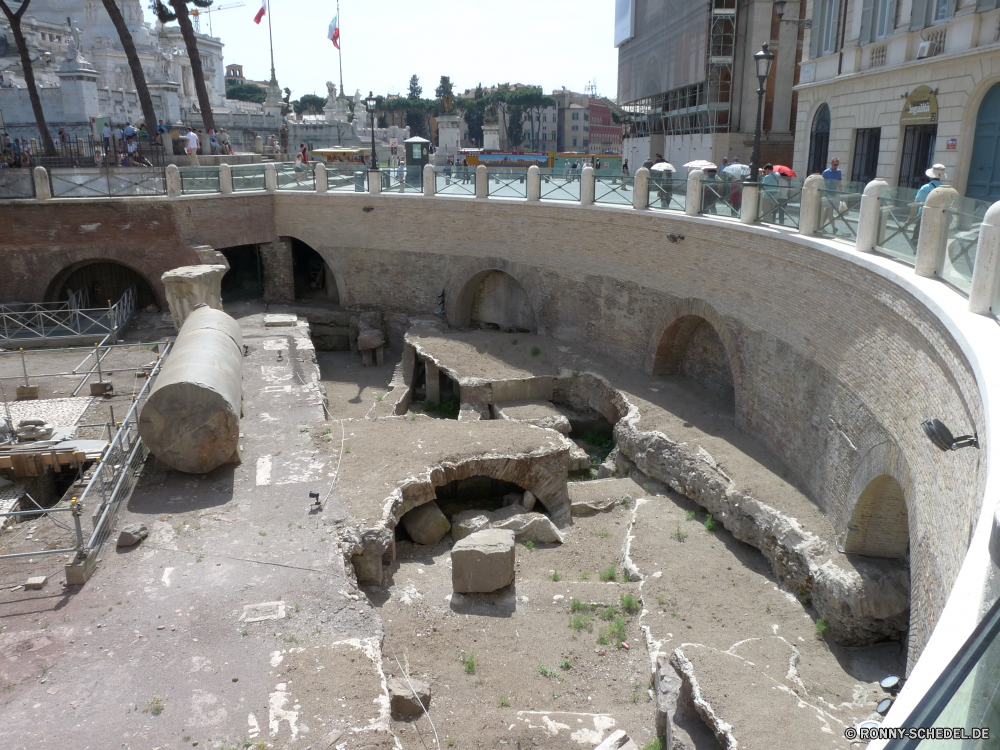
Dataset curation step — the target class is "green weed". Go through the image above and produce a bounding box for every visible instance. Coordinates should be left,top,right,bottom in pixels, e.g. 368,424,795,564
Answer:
560,659,572,671
642,738,665,750
598,606,618,621
597,631,609,645
815,619,829,638
609,616,627,647
704,514,718,532
579,571,590,581
550,570,561,582
523,540,535,550
599,565,617,582
530,346,540,356
672,524,688,542
537,662,557,678
685,510,696,521
461,652,476,674
148,696,164,716
498,696,511,707
765,604,771,614
595,530,611,538
570,614,592,633
621,593,640,615
422,396,461,419
570,598,592,613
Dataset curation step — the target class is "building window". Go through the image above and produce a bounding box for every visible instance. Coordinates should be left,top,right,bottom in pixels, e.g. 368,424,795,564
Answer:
584,126,589,131
572,112,579,120
583,139,589,147
812,0,840,57
573,138,578,146
584,113,589,121
874,0,893,40
572,125,579,131
933,0,949,21
808,104,831,175
851,128,881,183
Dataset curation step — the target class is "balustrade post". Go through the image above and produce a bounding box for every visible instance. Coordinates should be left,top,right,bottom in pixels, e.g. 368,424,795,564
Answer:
798,174,825,236
633,166,649,210
581,165,595,206
855,179,888,253
32,166,51,200
368,168,382,196
685,170,704,216
969,200,1000,315
527,165,540,202
423,164,435,197
740,183,759,224
915,186,959,278
475,164,488,200
315,162,328,193
219,163,233,194
165,164,181,197
264,162,277,193
253,135,263,155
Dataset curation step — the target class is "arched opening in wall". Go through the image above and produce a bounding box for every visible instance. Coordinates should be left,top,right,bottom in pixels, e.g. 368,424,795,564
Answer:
843,475,909,558
808,104,831,175
461,270,536,333
47,260,158,309
651,315,735,406
290,239,339,303
217,244,263,302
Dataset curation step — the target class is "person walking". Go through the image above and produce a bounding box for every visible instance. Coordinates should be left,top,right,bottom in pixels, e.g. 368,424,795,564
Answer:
293,152,305,185
909,164,947,246
760,164,781,224
184,126,200,165
820,157,842,231
102,122,112,152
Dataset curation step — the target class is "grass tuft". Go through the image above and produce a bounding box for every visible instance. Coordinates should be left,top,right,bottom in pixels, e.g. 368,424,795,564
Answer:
620,593,640,615
598,606,617,621
530,346,540,356
599,565,617,582
815,619,829,639
498,696,511,707
560,659,572,671
569,614,593,633
461,652,476,674
537,662,557,678
523,540,536,550
704,514,718,532
685,510,697,521
147,696,164,716
550,569,561,582
570,598,593,613
672,524,688,542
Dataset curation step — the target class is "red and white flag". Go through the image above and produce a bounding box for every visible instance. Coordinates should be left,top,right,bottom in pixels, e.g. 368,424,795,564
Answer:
328,14,340,49
253,0,266,24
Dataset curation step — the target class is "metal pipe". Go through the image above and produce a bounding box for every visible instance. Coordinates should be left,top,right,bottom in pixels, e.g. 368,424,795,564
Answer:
0,507,77,517
20,348,28,386
0,547,79,561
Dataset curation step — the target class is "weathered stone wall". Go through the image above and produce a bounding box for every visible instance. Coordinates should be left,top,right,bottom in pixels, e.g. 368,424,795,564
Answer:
679,320,734,403
0,195,276,305
470,270,537,332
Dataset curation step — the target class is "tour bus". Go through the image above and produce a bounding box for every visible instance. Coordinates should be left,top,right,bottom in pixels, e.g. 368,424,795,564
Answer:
311,147,372,166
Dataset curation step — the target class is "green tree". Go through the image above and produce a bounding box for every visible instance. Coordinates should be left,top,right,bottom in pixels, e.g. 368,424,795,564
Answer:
435,75,455,114
506,104,525,149
509,87,556,152
407,74,422,99
149,0,216,131
225,82,267,103
488,84,512,148
0,0,55,155
457,83,486,147
292,94,327,116
102,0,158,134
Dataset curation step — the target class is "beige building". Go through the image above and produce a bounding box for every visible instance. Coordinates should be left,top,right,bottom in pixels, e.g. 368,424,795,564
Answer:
794,0,1000,199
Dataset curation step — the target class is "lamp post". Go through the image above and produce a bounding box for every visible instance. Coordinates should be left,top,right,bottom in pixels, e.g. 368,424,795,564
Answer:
774,0,813,28
748,42,775,184
366,91,378,172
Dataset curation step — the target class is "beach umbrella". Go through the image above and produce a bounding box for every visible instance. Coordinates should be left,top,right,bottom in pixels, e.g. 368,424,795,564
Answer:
683,159,717,170
722,162,752,178
650,161,675,172
772,164,797,177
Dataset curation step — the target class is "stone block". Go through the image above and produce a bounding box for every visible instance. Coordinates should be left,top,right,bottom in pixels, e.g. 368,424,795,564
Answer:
65,551,98,585
24,576,47,590
117,523,149,547
387,677,431,719
401,501,451,545
16,386,39,401
452,528,515,593
451,510,492,542
352,551,383,586
489,506,565,544
90,382,113,396
594,729,639,750
263,314,297,327
357,329,385,350
162,265,226,329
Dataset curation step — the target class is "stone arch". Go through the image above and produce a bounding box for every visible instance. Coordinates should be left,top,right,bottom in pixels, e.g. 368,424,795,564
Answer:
281,235,348,306
645,298,741,407
808,103,831,175
839,441,913,559
449,266,539,332
288,237,340,303
45,259,159,309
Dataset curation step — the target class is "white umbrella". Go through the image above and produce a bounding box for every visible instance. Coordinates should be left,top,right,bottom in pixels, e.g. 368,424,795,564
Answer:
650,161,675,172
683,159,717,170
722,163,751,178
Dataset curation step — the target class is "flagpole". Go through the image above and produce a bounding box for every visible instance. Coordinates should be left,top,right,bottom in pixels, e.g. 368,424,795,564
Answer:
266,0,276,81
337,0,344,97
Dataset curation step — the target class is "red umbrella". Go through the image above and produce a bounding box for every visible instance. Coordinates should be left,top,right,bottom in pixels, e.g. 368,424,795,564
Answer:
772,164,796,177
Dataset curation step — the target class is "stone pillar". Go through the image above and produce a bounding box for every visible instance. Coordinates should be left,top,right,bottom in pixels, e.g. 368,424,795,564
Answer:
581,165,595,206
261,237,294,300
368,169,382,196
253,135,263,154
161,265,227,329
166,164,182,197
527,165,541,202
969,200,1000,315
632,167,649,210
915,186,959,278
740,183,759,224
425,359,440,403
423,163,435,197
219,163,233,194
685,170,704,216
799,174,825,236
315,162,328,193
32,167,51,200
475,164,488,199
855,179,888,253
264,162,277,193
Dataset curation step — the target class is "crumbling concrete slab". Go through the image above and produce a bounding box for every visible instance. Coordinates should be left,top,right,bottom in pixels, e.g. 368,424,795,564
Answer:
494,399,572,434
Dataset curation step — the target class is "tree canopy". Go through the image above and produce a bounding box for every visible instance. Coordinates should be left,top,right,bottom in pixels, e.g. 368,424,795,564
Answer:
225,82,266,103
407,74,422,100
292,94,328,116
148,0,213,22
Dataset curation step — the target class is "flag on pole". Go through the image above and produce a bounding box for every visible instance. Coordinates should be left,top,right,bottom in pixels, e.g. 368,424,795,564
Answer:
328,14,340,48
253,0,266,24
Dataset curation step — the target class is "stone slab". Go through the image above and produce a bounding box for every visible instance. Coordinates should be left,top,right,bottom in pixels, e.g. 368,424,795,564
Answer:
451,528,515,593
263,314,298,327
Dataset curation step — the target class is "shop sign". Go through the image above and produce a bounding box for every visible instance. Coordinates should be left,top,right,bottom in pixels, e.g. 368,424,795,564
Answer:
947,138,957,150
900,86,938,124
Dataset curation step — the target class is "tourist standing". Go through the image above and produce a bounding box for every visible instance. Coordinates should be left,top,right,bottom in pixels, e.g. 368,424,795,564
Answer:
760,164,781,224
293,152,305,185
820,158,842,231
909,164,947,245
102,122,112,151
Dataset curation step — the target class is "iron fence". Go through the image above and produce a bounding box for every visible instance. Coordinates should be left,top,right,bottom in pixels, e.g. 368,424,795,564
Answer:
180,165,222,194
647,171,687,212
49,167,166,198
486,169,527,199
539,170,581,202
382,166,423,193
700,178,743,218
758,177,805,230
231,164,268,192
434,166,475,196
0,287,135,348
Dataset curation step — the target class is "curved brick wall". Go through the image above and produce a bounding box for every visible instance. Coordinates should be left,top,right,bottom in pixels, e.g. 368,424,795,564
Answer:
0,190,992,671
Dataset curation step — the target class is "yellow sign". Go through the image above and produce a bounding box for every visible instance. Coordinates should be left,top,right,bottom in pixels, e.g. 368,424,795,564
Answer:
900,86,938,124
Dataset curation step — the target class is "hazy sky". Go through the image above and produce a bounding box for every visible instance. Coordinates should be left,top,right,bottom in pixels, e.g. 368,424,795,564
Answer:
143,0,620,101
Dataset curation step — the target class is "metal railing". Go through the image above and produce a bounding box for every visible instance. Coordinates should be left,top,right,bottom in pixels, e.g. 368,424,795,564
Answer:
179,165,222,194
758,177,805,230
231,164,268,192
647,171,687,212
382,166,423,193
941,195,990,296
816,181,866,244
434,166,475,196
487,169,527,199
0,169,35,200
327,165,367,192
49,167,166,198
539,169,581,201
276,161,317,191
876,185,922,266
0,287,136,347
700,177,743,218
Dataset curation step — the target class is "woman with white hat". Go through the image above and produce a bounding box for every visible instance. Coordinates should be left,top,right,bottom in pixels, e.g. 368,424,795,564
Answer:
909,163,947,245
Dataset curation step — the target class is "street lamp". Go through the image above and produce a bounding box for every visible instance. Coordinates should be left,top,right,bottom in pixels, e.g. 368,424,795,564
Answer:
748,42,775,184
774,0,813,28
366,91,378,171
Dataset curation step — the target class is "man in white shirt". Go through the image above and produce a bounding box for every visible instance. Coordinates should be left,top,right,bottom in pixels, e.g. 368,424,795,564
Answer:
185,127,200,165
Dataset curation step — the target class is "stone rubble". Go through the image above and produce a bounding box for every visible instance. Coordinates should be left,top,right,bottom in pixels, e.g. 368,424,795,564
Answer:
451,528,515,593
400,501,451,545
117,523,149,547
387,677,432,720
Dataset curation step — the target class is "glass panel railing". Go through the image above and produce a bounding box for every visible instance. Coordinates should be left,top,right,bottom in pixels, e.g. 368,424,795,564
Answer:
700,177,743,218
538,169,580,202
0,169,35,199
648,169,687,212
382,166,423,193
758,176,805,230
179,165,220,194
816,180,866,244
486,168,527,199
276,161,316,191
435,166,475,196
48,167,165,197
595,173,634,206
326,165,367,192
876,185,922,266
941,195,989,296
231,164,267,192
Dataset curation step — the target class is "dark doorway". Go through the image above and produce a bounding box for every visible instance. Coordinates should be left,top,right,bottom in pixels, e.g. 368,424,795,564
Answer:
53,261,157,308
967,83,1000,203
898,124,938,190
218,245,264,302
291,239,338,302
807,104,831,175
851,128,881,184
